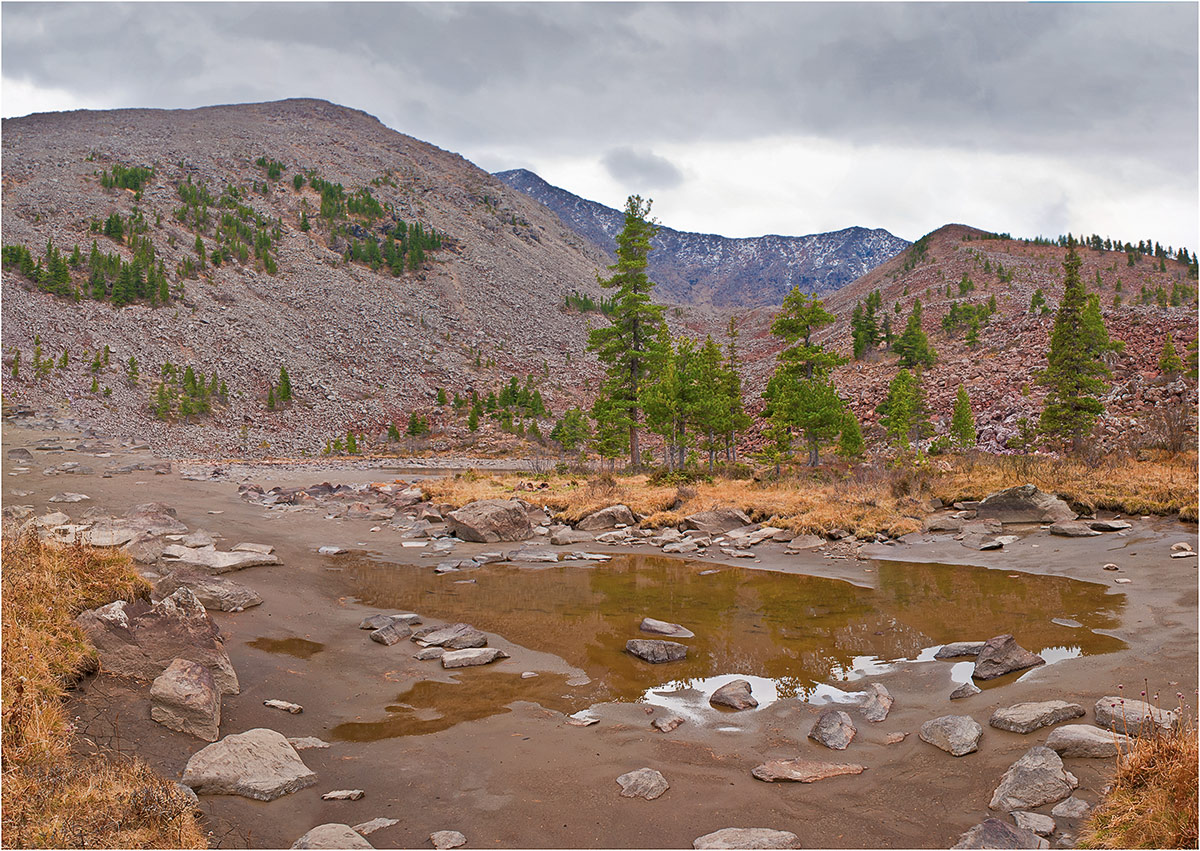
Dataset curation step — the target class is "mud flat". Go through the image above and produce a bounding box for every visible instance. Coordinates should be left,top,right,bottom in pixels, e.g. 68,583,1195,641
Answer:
4,419,1196,849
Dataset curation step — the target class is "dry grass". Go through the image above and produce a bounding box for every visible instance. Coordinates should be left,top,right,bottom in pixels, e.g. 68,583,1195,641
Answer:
1,531,206,849
421,451,1197,536
1078,710,1198,849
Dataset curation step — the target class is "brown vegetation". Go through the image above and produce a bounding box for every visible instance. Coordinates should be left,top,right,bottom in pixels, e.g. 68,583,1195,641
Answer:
1,531,205,848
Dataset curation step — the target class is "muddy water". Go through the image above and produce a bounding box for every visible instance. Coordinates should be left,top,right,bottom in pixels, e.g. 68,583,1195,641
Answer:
336,555,1125,740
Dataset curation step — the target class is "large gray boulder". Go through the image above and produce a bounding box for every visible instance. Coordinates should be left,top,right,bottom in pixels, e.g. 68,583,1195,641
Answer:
682,508,752,535
1093,697,1178,737
1045,724,1131,758
291,824,373,849
976,485,1076,524
989,746,1078,811
182,728,317,801
577,504,636,531
155,569,263,612
808,710,856,750
989,701,1085,734
972,635,1045,681
920,715,983,756
952,818,1049,849
446,499,533,542
693,828,800,849
626,639,688,663
150,658,221,741
709,679,758,710
76,587,239,694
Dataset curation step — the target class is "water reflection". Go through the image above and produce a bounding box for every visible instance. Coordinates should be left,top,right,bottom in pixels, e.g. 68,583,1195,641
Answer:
246,636,326,659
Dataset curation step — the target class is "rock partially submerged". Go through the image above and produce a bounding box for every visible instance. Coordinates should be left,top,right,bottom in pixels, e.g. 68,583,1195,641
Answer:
626,639,688,664
413,623,488,649
441,647,509,668
989,746,1078,811
972,635,1045,680
182,728,316,801
640,616,695,639
1047,521,1101,538
693,828,800,849
935,641,986,660
710,679,758,710
989,701,1085,734
751,759,865,783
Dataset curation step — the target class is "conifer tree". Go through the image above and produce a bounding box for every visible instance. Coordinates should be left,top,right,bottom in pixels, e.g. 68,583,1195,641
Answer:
126,355,139,384
838,409,864,459
346,431,358,454
550,407,592,454
894,299,936,368
877,368,933,450
277,366,292,403
722,316,751,462
1158,334,1183,375
1038,239,1111,451
267,386,276,410
586,195,665,467
437,387,447,406
467,408,479,432
950,384,976,448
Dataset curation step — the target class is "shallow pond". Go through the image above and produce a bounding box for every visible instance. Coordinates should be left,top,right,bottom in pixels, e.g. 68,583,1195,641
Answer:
332,555,1126,740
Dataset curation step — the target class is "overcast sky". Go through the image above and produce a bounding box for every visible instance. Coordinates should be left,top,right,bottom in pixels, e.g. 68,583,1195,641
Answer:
3,2,1197,248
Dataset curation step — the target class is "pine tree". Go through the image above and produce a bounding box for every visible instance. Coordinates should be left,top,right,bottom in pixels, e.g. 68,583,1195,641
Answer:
277,366,292,403
837,409,864,459
722,316,750,462
387,421,401,441
467,408,479,432
950,384,976,448
126,355,139,384
550,407,592,454
406,411,424,436
346,431,358,454
1038,239,1111,451
437,387,447,406
267,386,276,410
586,195,665,467
894,299,936,368
1158,334,1183,375
877,368,933,451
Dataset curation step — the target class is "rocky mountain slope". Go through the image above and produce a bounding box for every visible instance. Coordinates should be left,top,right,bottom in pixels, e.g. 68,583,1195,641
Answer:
494,168,909,308
2,100,622,456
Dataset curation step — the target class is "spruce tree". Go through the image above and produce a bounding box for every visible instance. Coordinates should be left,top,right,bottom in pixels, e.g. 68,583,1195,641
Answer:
950,384,976,448
586,195,665,467
722,316,751,462
387,421,402,442
1158,334,1183,375
894,299,936,368
877,368,933,451
278,366,292,403
267,386,276,410
1038,239,1111,451
838,409,864,459
467,408,479,432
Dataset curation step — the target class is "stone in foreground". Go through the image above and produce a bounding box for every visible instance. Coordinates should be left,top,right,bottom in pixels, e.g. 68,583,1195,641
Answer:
155,570,263,612
446,499,533,542
859,683,893,722
710,679,758,710
989,701,1085,734
150,658,221,741
441,647,509,668
808,709,856,750
1050,797,1090,819
693,828,800,849
952,818,1049,849
291,824,373,849
640,616,695,639
576,504,636,531
972,634,1045,680
1011,812,1055,836
430,830,467,849
1047,521,1101,538
976,485,1076,524
353,818,399,836
1045,724,1130,758
653,715,685,733
414,622,488,649
616,767,669,800
920,715,983,756
950,681,982,700
370,622,412,646
1093,697,1178,737
182,728,316,801
322,789,365,800
751,758,865,783
989,746,1078,811
626,639,688,663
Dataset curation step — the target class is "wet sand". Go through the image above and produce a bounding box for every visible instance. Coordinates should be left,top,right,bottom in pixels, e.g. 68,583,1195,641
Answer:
4,420,1196,849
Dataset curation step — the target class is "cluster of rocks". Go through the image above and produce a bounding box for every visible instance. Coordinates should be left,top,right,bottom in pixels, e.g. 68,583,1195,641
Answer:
358,612,516,670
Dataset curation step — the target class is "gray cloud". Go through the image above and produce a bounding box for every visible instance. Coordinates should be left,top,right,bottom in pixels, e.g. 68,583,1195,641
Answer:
602,147,684,190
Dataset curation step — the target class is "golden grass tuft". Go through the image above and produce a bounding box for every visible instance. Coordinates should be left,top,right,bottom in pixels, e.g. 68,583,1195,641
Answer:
1,530,205,848
1078,713,1198,849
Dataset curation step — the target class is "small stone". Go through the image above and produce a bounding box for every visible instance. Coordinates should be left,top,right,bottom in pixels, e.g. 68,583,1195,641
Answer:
652,715,684,733
751,759,865,782
808,710,856,750
626,639,688,663
1114,578,1132,584
693,828,800,849
1102,563,1120,571
935,641,986,660
291,824,373,849
1050,797,1091,819
1170,541,1194,552
566,716,599,727
989,701,1085,734
859,683,893,722
950,681,982,700
321,789,365,801
353,818,399,836
1011,812,1056,836
288,737,331,750
264,699,303,714
414,647,446,661
1170,551,1197,559
616,767,669,800
232,542,275,554
521,671,538,679
415,623,487,649
441,647,508,668
370,623,412,646
710,679,758,710
920,715,983,756
430,830,467,850
318,546,346,555
973,634,1045,680
885,732,906,745
640,616,695,639
49,492,90,503
1086,519,1130,532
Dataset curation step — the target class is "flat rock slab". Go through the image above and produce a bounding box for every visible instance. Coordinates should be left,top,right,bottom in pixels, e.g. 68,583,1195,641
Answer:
430,830,467,849
49,492,90,502
370,623,412,646
1047,521,1101,538
264,699,303,714
441,647,509,668
920,715,983,756
859,683,893,722
1094,697,1178,737
626,639,687,663
977,485,1076,524
182,728,316,801
751,759,865,783
990,701,1085,734
710,679,758,710
1045,724,1130,758
682,508,752,535
950,681,982,700
353,818,399,836
989,746,1078,811
289,737,331,750
550,528,595,545
952,818,1049,849
809,709,856,750
359,613,421,630
291,824,373,849
616,767,669,800
321,789,365,801
1011,812,1055,836
1087,519,1131,532
156,570,263,612
935,641,986,660
161,544,280,573
446,499,533,542
1050,796,1090,819
785,534,824,551
414,647,446,661
973,634,1045,680
150,658,220,741
693,828,800,849
640,616,695,639
84,524,141,547
232,542,275,554
414,623,487,649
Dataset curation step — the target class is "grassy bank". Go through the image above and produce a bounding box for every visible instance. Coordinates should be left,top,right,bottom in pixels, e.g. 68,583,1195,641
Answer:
421,451,1198,536
1,531,206,848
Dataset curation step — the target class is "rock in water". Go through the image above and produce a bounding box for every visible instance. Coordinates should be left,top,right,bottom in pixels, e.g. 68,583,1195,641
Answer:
369,622,412,646
808,710,856,750
182,728,316,801
751,759,865,782
291,824,373,849
150,658,221,741
952,818,1049,849
446,499,533,542
950,681,982,700
1047,521,1101,538
1045,725,1130,758
576,504,636,531
430,830,467,849
1086,519,1130,532
1093,697,1178,737
859,683,894,722
692,828,800,849
441,647,509,668
989,746,1078,811
626,639,688,663
414,622,487,649
976,485,1076,524
710,679,758,710
934,641,986,660
989,701,1085,734
640,616,695,639
920,715,983,756
972,634,1045,680
616,767,669,800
